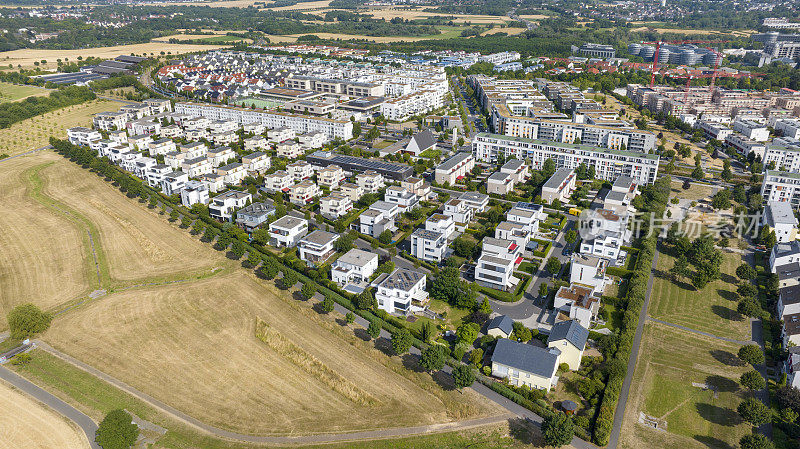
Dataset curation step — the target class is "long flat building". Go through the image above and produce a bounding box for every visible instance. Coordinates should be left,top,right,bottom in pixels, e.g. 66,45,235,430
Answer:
306,151,414,181
174,102,352,140
472,133,659,185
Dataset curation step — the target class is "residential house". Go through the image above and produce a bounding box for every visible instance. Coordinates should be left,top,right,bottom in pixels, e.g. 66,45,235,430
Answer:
340,182,364,202
547,320,589,370
495,221,531,252
217,163,247,186
779,284,800,319
554,284,599,329
475,237,522,291
244,136,268,152
180,180,210,207
385,185,419,210
289,180,321,205
401,177,432,200
410,228,447,262
373,268,428,315
486,315,514,339
784,312,800,347
507,205,543,235
459,191,489,213
500,159,529,184
320,192,353,219
579,209,630,261
299,131,326,149
356,170,385,193
277,140,303,159
298,230,340,266
359,200,398,238
207,146,236,168
182,157,213,178
161,171,189,196
331,249,379,289
491,338,560,391
785,347,800,389
443,198,473,231
263,170,293,193
180,142,208,159
570,254,609,293
435,152,474,185
268,127,296,143
146,164,172,188
765,201,799,244
404,129,437,156
777,262,800,289
541,168,576,204
93,111,127,131
487,171,515,195
164,151,186,170
211,130,238,146
318,165,345,189
128,134,151,152
200,173,224,193
235,202,276,234
269,216,309,248
288,160,314,181
425,214,455,240
209,190,252,221
67,127,101,146
148,138,177,156
242,151,271,175
771,241,800,273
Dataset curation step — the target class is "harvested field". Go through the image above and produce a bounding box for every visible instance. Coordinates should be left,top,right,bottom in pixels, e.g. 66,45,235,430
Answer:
0,42,224,68
481,27,526,36
362,7,514,24
44,271,499,436
285,29,461,43
0,82,50,101
0,379,90,449
0,99,119,157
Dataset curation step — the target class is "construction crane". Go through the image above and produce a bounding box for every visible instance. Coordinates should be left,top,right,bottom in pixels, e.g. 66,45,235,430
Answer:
643,40,730,88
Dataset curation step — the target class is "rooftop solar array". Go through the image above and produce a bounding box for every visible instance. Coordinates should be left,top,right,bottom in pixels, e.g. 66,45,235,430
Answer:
39,72,108,85
307,152,413,180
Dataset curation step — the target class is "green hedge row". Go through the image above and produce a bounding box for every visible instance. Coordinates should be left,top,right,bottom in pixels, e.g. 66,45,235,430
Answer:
605,266,633,278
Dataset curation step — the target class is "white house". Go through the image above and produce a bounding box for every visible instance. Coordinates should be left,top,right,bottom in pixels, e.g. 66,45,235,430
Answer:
288,160,314,181
495,221,532,252
182,157,213,178
384,186,419,210
268,126,296,143
459,191,489,213
340,182,364,202
299,131,326,149
554,284,600,329
67,127,101,146
217,163,248,186
244,136,269,152
770,241,800,273
180,180,210,207
242,151,271,175
764,201,799,244
268,215,309,248
277,140,303,159
359,200,398,238
298,230,339,266
474,237,522,291
570,253,609,294
373,268,428,315
161,171,189,196
541,168,576,204
410,228,447,262
235,202,276,234
425,214,455,240
356,170,385,193
331,249,379,289
320,191,353,219
148,138,177,156
491,338,560,392
732,118,770,142
207,146,237,168
289,180,322,205
264,170,294,193
579,209,630,261
317,165,345,189
209,190,252,221
404,129,437,157
443,198,473,232
507,205,544,235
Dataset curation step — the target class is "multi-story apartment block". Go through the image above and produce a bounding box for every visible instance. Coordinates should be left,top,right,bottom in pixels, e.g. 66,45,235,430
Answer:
775,119,800,140
209,190,252,221
263,170,294,193
697,120,733,141
277,140,304,159
317,165,345,189
725,133,767,160
763,138,800,173
762,170,800,207
435,152,475,185
339,182,364,202
320,191,353,219
161,171,189,196
67,127,101,146
93,111,127,131
180,180,210,207
288,160,314,181
268,216,309,248
289,180,321,205
541,168,577,204
298,230,339,266
244,136,269,152
475,237,523,291
732,119,770,142
373,268,428,315
356,170,385,193
242,151,271,174
473,133,659,185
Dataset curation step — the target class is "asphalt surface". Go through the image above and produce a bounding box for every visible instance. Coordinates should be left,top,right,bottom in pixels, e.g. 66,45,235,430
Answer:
0,364,100,449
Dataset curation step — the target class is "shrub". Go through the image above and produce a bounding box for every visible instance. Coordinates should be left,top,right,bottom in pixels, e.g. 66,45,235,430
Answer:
7,304,51,341
95,409,138,449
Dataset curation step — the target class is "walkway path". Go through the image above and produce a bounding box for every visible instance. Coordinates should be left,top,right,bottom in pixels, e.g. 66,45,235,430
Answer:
0,145,51,163
646,317,754,345
0,365,100,449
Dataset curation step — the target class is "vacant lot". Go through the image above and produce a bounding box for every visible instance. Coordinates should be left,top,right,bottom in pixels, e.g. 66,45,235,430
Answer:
0,99,118,157
0,152,222,317
620,322,751,449
44,271,498,436
0,82,50,101
650,249,748,341
0,42,224,68
0,379,89,449
669,180,718,202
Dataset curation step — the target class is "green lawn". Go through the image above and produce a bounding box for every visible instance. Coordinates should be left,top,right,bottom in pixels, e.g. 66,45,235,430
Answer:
649,250,749,341
0,82,50,102
621,322,752,449
194,35,247,43
372,140,394,149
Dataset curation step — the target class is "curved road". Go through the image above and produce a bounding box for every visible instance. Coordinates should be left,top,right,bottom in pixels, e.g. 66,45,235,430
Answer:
0,365,100,449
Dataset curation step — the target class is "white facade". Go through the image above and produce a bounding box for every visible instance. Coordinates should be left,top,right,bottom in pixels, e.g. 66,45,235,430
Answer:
410,228,447,262
289,180,321,205
761,170,800,208
374,268,428,315
384,186,419,210
320,192,353,219
269,216,309,248
208,190,252,221
264,170,294,193
180,180,210,207
288,160,314,181
242,151,271,174
298,230,339,265
356,170,385,193
474,237,522,291
331,249,379,287
67,127,101,146
732,119,770,142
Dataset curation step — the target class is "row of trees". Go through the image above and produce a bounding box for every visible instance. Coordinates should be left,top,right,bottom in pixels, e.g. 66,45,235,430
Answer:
0,85,95,129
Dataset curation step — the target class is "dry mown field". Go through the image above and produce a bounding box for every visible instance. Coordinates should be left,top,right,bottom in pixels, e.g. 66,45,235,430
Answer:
44,271,500,435
0,151,223,317
0,42,224,68
0,99,118,157
0,380,89,449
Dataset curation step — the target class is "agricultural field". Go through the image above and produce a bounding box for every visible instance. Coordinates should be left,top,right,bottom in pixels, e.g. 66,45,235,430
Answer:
43,270,500,436
0,82,50,101
650,250,749,341
0,42,225,68
0,151,223,318
284,25,465,43
0,99,119,157
0,380,89,449
361,7,515,24
620,322,752,449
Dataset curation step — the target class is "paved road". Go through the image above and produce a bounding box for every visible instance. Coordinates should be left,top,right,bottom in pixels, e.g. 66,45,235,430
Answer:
0,365,100,449
607,247,659,449
647,317,754,345
0,145,51,163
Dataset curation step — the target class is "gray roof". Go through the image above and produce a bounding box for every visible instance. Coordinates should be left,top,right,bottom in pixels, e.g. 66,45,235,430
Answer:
412,228,443,240
543,168,574,190
547,320,589,350
781,284,800,306
777,262,800,281
378,268,425,292
409,129,436,151
488,171,511,181
501,159,524,171
774,241,800,258
301,229,339,246
460,191,488,203
486,315,513,335
437,152,473,172
492,338,559,378
612,175,635,192
237,202,275,217
270,215,306,229
336,248,378,267
767,201,798,226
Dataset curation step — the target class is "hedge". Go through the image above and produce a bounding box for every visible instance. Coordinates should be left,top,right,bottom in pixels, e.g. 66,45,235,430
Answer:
606,266,633,278
479,286,517,302
532,238,553,258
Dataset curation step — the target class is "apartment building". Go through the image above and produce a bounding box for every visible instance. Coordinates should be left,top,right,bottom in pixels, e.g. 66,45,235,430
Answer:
763,138,800,173
725,133,767,160
500,159,529,184
268,127,296,142
317,165,345,189
474,237,523,291
733,119,770,141
93,111,127,131
298,230,339,266
67,127,101,146
148,138,177,156
289,180,321,205
339,182,364,202
356,170,385,193
268,215,309,248
776,119,800,140
209,190,252,221
761,170,800,207
373,268,428,315
217,163,247,185
473,133,659,185
697,120,733,141
244,136,269,152
541,168,577,204
379,88,444,121
299,131,326,149
320,191,353,219
435,152,475,185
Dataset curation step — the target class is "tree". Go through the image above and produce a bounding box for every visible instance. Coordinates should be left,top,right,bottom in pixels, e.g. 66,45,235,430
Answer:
301,282,316,300
741,370,766,390
452,365,475,390
736,264,757,281
456,322,480,345
452,237,476,258
419,344,447,372
778,386,800,415
246,250,261,268
691,268,710,290
565,230,577,244
281,270,298,289
320,295,334,313
739,433,774,449
711,190,731,210
7,304,52,341
345,312,355,324
367,320,382,339
737,398,771,426
739,345,765,366
355,288,375,310
391,328,413,355
257,258,279,280
468,348,484,367
738,297,763,318
169,209,179,222
378,230,393,244
95,409,138,449
541,412,574,448
546,257,561,275
691,164,704,180
669,255,690,282
539,282,549,298
738,283,758,299
721,159,733,182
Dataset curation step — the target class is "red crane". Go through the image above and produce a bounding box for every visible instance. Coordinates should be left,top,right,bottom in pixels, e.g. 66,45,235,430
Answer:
643,40,730,87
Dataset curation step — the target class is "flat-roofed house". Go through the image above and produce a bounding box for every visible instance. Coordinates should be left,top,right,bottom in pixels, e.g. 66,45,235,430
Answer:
264,170,293,193
268,216,308,248
235,202,276,234
554,284,599,329
242,151,271,175
331,249,379,289
373,268,428,315
298,230,339,266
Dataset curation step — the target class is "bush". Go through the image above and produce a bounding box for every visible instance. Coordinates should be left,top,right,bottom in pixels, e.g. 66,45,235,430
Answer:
739,345,765,366
542,412,574,447
7,304,52,341
95,409,138,449
11,353,31,366
320,296,334,313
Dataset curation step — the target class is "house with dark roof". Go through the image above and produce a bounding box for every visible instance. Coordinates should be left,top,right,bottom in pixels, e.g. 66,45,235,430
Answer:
776,262,800,289
783,312,800,347
491,338,560,391
404,129,437,156
547,320,589,370
780,284,800,319
486,315,514,338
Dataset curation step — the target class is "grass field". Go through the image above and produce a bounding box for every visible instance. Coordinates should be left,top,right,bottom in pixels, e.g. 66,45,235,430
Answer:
43,269,499,436
669,180,718,202
0,99,118,156
0,82,50,101
0,152,223,317
650,249,749,341
0,42,225,68
0,379,89,449
284,25,465,43
362,7,514,24
620,322,752,449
